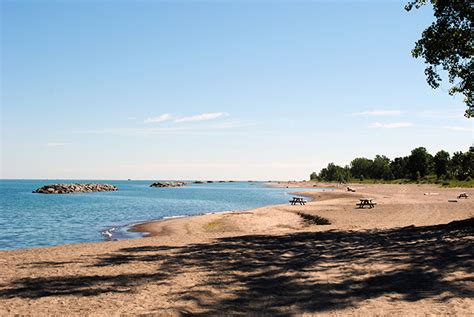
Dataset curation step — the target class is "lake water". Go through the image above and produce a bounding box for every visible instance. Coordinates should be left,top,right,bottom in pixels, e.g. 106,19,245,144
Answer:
0,180,323,250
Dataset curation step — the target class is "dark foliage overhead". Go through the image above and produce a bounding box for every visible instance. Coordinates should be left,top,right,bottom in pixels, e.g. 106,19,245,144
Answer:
406,0,473,118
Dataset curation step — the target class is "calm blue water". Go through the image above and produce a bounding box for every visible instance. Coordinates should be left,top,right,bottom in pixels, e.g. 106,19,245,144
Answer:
0,180,323,250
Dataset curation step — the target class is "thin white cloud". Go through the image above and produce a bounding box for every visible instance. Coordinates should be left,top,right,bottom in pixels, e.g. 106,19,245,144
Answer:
75,121,244,136
175,112,229,123
46,142,71,147
354,110,402,116
144,113,173,123
443,125,474,132
370,122,413,129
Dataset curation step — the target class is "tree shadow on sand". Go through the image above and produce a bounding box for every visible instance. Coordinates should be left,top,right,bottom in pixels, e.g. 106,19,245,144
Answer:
1,218,472,315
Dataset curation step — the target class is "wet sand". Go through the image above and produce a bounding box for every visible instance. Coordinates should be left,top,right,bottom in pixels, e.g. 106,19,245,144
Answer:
0,184,472,316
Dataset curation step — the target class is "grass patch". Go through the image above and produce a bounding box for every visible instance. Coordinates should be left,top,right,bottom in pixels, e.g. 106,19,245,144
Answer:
203,220,223,231
439,179,474,188
297,212,331,225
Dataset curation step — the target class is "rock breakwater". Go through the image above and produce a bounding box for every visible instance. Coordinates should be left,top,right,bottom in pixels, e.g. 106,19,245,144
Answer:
33,184,118,194
149,181,189,188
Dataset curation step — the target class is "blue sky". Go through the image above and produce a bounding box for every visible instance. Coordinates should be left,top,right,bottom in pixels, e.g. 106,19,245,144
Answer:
1,0,473,180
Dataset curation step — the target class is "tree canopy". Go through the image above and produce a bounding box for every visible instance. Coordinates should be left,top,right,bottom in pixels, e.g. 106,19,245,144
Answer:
406,0,473,118
433,150,450,178
311,147,473,183
407,147,432,178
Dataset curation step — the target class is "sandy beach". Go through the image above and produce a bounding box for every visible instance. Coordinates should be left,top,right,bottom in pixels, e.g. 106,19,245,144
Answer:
0,183,472,316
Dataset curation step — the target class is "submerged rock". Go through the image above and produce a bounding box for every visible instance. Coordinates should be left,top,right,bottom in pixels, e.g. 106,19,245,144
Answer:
149,181,189,188
33,183,118,194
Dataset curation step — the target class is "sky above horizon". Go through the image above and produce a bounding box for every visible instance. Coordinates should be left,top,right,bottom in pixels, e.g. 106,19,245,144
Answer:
1,0,473,180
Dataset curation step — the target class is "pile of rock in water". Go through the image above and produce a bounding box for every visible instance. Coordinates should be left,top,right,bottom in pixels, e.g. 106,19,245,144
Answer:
193,180,234,184
149,181,189,188
33,183,118,194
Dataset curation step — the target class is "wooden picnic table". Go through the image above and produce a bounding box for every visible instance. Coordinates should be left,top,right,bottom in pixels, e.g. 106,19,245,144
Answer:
356,198,377,209
289,197,307,205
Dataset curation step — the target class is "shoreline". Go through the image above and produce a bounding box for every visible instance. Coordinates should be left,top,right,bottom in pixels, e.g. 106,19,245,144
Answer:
117,182,473,241
127,189,320,238
127,209,242,238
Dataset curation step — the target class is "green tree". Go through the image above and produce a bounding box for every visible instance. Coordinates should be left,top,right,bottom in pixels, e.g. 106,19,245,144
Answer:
450,151,474,180
350,157,373,179
405,1,473,117
433,150,450,178
390,157,409,179
318,163,351,182
407,147,431,179
310,172,318,180
372,155,394,180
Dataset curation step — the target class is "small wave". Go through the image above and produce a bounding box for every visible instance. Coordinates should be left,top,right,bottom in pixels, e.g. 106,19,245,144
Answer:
101,227,116,241
204,210,235,215
163,215,186,220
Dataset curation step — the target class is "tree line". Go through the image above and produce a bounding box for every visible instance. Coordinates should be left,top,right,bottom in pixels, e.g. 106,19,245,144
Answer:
310,147,474,183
